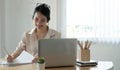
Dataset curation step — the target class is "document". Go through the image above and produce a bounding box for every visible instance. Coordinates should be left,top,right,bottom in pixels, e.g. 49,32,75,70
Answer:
0,51,34,66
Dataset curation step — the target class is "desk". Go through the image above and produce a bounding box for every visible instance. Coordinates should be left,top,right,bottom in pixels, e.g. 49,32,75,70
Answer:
0,59,113,70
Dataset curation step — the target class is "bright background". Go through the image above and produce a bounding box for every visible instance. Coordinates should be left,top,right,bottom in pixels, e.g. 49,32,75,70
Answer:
0,0,120,70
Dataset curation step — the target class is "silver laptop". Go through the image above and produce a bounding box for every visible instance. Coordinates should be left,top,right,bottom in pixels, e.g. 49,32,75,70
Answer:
38,38,77,68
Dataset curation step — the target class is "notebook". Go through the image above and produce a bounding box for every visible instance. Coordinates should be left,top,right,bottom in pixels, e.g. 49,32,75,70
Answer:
76,60,98,67
38,38,77,68
0,51,34,66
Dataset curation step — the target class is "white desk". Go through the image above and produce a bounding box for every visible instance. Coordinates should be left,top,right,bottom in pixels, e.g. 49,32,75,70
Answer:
77,61,114,70
0,58,114,70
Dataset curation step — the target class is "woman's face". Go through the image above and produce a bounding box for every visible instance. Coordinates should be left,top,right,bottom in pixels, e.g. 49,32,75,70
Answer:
33,12,48,30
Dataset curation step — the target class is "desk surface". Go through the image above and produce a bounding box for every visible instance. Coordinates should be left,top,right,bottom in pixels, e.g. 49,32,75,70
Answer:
0,58,113,70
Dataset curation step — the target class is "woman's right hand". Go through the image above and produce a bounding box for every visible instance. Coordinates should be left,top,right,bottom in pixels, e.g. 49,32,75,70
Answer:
6,55,14,62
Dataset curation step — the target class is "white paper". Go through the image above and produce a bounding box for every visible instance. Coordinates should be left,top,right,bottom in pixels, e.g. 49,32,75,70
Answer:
0,51,34,66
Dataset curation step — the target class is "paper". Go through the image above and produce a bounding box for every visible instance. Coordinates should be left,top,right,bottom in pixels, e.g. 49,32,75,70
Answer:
0,51,34,66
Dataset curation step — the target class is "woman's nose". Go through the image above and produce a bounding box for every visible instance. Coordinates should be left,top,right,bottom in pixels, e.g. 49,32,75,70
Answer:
38,20,42,25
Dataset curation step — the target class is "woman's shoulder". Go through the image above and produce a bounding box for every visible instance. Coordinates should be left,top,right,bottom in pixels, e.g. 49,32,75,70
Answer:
24,28,36,34
49,28,60,34
48,28,61,38
22,28,36,37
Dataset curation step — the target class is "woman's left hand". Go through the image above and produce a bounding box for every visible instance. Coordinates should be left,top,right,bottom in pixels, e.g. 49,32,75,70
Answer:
32,57,38,63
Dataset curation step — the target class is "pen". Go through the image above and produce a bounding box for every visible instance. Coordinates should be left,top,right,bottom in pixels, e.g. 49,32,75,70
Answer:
77,40,83,50
84,40,88,49
87,41,92,49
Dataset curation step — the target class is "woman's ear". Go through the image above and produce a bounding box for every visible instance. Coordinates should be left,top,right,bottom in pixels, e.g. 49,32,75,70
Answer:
32,20,36,26
46,23,49,26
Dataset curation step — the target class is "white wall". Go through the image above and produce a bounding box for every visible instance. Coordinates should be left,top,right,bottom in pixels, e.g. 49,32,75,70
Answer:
5,0,35,54
0,0,5,57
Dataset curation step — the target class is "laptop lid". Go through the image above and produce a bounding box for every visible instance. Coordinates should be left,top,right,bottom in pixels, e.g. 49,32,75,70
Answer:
38,38,77,67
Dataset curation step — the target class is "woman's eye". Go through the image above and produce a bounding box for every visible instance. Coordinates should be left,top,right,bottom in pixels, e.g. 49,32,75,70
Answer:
35,18,38,21
41,19,45,22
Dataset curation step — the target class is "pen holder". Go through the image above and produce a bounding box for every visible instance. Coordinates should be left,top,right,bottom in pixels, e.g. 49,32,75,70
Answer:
79,49,90,61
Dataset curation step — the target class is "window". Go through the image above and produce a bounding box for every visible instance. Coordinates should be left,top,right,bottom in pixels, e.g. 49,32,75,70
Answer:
66,0,120,43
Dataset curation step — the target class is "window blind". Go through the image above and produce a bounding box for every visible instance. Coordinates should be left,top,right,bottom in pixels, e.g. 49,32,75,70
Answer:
66,0,120,43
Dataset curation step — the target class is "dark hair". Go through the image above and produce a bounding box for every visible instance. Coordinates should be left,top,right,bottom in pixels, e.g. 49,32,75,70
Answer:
32,3,50,22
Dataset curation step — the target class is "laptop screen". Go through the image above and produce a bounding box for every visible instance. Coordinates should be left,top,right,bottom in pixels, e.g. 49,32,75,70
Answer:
38,38,77,67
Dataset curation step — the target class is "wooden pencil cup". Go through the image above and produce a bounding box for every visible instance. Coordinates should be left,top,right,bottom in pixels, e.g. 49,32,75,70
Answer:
78,40,92,61
79,49,90,61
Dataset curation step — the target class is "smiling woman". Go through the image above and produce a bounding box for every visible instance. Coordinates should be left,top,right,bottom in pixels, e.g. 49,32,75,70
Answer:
5,3,61,63
0,0,59,59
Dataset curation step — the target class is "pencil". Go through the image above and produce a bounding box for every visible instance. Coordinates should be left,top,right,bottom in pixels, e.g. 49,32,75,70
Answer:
87,41,92,49
77,40,83,50
84,40,88,49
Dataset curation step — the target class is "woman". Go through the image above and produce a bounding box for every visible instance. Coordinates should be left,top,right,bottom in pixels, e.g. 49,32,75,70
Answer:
6,3,61,63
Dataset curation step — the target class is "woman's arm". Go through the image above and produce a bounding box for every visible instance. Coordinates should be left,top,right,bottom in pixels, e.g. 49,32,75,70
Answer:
6,32,26,62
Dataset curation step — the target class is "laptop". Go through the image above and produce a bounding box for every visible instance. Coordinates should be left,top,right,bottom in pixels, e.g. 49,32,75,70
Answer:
38,38,77,68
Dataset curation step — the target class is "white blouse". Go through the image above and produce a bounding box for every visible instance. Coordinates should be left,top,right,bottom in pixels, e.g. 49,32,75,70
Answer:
11,28,61,59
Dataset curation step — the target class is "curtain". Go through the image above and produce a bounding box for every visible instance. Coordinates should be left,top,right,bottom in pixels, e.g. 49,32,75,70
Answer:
65,0,120,43
95,0,120,43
